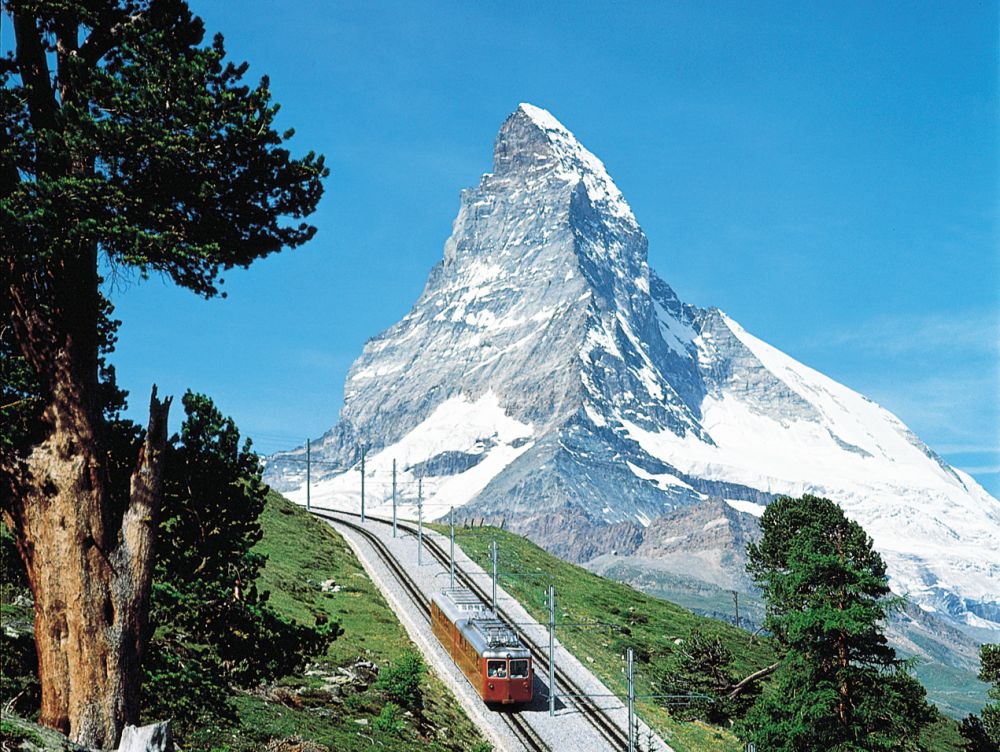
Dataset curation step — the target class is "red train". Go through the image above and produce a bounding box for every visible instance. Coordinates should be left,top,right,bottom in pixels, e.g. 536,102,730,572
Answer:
431,587,533,705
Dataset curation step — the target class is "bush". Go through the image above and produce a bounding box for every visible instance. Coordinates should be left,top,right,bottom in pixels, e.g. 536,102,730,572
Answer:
375,651,424,710
372,701,404,735
0,525,39,716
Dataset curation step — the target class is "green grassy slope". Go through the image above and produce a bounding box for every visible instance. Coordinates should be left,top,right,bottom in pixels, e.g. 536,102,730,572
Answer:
223,491,488,751
436,523,968,752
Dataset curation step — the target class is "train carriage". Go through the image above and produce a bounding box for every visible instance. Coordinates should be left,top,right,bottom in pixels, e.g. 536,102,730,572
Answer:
431,588,533,705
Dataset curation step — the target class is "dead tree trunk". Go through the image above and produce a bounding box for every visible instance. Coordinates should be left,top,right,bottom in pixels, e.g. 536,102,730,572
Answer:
2,253,171,748
726,661,780,700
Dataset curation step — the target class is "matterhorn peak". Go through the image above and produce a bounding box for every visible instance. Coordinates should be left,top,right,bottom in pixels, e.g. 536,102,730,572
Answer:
516,102,569,131
493,103,637,225
266,104,1000,658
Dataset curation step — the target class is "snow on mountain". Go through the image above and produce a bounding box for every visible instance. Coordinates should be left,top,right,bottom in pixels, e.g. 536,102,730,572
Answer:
265,103,1000,636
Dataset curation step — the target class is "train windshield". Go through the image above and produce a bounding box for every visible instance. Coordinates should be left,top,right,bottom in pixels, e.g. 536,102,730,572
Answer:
487,660,507,678
509,659,529,679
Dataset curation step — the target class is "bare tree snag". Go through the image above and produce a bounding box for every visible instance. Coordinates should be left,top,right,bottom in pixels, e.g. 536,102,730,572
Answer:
726,661,780,700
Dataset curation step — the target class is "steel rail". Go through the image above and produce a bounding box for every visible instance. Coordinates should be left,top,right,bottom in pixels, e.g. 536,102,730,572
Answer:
320,513,551,752
315,508,630,752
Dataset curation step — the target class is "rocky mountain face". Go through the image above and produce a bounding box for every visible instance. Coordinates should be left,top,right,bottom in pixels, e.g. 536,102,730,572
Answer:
594,497,762,592
265,104,1000,655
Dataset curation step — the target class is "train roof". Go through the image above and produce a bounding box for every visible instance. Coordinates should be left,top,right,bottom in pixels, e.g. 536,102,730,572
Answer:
432,588,531,660
432,588,488,622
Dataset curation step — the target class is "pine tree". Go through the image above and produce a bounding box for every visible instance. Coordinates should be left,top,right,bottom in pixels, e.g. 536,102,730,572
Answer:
736,494,935,751
141,392,335,733
1,2,325,745
961,643,1000,751
662,628,742,724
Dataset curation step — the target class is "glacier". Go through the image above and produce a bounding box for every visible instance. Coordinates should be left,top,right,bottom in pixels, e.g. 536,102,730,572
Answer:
265,103,1000,643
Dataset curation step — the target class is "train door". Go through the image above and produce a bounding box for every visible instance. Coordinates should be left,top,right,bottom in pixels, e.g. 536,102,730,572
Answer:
484,659,507,703
508,658,531,703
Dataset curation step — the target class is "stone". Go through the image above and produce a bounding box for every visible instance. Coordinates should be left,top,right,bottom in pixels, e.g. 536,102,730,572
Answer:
116,721,173,752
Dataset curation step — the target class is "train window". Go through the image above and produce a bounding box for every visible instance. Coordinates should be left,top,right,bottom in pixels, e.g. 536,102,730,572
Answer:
487,660,507,678
509,659,529,678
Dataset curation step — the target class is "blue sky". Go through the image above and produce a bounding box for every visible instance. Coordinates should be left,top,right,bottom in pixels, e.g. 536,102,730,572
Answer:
106,1,999,495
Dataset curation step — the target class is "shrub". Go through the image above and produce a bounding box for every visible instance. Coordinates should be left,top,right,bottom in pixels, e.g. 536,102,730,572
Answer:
375,651,424,710
372,702,405,735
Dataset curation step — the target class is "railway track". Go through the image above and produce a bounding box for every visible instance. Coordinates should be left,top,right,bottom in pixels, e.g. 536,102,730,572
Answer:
315,509,630,752
321,513,551,752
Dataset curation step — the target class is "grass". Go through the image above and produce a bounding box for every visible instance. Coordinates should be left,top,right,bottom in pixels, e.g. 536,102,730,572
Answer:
208,490,490,751
0,715,85,751
431,523,778,752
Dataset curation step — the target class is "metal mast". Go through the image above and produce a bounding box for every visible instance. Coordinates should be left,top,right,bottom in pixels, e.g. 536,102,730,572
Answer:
417,478,423,565
491,539,498,613
548,585,556,717
391,459,397,538
359,444,366,523
449,506,456,588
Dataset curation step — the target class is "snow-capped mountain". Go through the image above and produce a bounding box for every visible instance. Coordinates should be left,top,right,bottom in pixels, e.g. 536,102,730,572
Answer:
265,103,1000,637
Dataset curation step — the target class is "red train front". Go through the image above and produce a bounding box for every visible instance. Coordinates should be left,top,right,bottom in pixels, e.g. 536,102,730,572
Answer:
431,588,533,705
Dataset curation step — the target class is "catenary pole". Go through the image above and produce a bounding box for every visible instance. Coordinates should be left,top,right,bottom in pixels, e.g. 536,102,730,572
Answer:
491,539,498,613
627,647,635,752
548,585,556,717
417,478,423,565
305,438,311,512
449,506,456,588
359,444,366,523
391,459,397,538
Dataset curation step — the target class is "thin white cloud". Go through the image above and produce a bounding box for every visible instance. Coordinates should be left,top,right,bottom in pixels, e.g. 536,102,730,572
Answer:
958,464,1000,475
824,309,1000,357
862,374,1000,486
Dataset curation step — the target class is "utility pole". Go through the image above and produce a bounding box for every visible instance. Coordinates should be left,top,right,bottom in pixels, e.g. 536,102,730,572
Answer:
417,478,423,565
627,647,635,752
548,584,556,717
491,539,498,614
391,459,397,538
359,444,366,523
731,590,740,629
305,438,311,512
449,506,456,589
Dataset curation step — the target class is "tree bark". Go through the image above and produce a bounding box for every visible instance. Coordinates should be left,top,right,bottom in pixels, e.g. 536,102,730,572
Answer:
5,386,170,747
2,253,171,748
